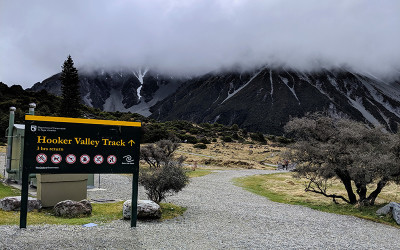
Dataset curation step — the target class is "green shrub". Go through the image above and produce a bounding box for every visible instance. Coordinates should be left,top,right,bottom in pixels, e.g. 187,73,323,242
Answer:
232,133,239,140
250,132,266,143
140,140,189,203
222,136,233,142
179,134,198,144
194,143,207,149
276,136,292,144
200,123,212,129
231,124,239,131
140,161,189,203
199,137,211,144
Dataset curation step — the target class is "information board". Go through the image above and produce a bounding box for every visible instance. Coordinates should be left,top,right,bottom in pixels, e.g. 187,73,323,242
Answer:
20,115,141,228
24,115,141,173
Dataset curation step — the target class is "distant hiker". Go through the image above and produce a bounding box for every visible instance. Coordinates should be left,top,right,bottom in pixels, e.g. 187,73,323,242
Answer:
283,159,289,170
192,161,197,171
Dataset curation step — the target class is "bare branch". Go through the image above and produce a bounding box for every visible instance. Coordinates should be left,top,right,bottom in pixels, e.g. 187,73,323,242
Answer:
304,178,350,204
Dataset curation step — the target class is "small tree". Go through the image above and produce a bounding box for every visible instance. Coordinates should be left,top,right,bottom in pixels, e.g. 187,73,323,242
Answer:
60,55,81,117
284,113,400,206
140,140,189,203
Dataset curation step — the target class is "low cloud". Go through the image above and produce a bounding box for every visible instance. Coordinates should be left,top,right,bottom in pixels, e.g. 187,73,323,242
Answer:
1,0,399,88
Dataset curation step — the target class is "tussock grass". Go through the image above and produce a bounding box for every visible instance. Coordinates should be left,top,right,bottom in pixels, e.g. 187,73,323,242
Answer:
234,172,400,227
177,142,282,169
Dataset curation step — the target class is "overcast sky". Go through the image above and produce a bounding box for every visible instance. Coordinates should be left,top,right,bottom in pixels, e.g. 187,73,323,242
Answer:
1,0,399,88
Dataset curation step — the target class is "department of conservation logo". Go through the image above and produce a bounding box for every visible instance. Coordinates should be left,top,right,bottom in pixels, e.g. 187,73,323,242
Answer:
30,125,37,132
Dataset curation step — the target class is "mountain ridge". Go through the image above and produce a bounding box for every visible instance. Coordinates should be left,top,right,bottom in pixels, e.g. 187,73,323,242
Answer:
29,67,400,135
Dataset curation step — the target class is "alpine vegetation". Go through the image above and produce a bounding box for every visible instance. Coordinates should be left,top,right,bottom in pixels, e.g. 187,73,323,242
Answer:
139,140,189,203
284,113,400,206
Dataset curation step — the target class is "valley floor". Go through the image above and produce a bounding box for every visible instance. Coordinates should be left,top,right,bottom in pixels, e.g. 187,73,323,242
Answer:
1,169,400,249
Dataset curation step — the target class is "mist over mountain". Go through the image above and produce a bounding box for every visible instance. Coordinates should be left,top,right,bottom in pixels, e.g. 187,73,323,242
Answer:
30,66,400,135
1,1,399,88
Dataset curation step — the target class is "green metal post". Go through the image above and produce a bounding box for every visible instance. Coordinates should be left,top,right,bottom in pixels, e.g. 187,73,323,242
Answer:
6,107,17,174
28,103,36,115
87,174,95,188
20,169,29,228
131,167,139,227
27,103,36,184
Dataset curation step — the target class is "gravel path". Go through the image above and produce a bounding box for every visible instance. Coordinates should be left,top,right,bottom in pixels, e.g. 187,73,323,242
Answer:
1,168,400,249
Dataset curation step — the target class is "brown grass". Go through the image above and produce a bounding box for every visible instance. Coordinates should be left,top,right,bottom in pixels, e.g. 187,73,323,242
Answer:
247,172,400,205
176,142,284,169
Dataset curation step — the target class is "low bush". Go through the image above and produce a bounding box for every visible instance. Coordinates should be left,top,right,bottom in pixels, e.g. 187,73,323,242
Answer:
222,136,233,142
194,143,207,149
199,137,211,144
140,140,189,203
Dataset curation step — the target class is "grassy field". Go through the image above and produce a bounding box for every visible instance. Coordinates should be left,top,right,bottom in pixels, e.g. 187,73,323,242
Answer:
235,172,400,227
186,169,213,178
0,182,186,225
176,142,282,170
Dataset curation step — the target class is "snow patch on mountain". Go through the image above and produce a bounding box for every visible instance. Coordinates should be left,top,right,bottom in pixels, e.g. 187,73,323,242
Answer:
269,69,274,104
355,77,400,119
279,75,300,104
221,69,263,104
102,77,181,116
133,68,149,100
348,97,381,126
82,93,92,107
313,80,334,102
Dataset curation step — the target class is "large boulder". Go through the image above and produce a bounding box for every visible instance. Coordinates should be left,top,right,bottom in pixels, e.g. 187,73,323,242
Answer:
392,203,400,225
0,196,42,212
53,200,92,218
123,200,161,220
376,202,400,225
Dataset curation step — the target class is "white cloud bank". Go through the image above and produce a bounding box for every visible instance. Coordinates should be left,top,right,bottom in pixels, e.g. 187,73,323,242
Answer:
1,0,399,88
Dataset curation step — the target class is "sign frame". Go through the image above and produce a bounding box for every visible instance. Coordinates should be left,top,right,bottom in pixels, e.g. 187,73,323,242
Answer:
20,115,141,228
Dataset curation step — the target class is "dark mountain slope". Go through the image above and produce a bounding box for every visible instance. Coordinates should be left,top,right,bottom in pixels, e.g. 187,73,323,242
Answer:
150,68,400,134
29,69,184,116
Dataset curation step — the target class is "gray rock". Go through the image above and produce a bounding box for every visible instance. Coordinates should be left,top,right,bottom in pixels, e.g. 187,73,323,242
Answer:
53,200,92,218
376,203,394,215
376,202,400,225
376,202,399,215
0,196,42,212
391,203,400,224
123,199,161,220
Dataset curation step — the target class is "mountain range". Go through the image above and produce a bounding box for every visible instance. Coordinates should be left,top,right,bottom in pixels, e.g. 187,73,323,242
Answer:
29,67,400,135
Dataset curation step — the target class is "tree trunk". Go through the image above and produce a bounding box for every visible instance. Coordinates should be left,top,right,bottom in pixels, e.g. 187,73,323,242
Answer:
366,178,388,206
356,182,367,202
335,169,357,204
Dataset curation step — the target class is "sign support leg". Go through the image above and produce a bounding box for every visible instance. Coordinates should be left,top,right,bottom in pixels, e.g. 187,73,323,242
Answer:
131,169,139,227
19,169,29,228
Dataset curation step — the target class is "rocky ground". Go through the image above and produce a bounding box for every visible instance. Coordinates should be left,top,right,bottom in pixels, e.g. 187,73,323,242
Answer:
0,160,399,249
